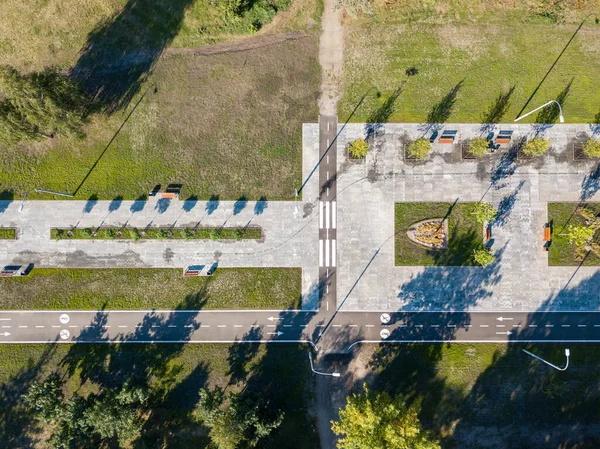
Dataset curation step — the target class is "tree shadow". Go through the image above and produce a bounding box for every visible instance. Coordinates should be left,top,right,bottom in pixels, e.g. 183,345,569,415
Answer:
205,195,220,215
0,190,13,213
182,195,198,213
71,0,194,113
233,195,248,216
108,195,123,213
155,197,171,214
130,194,147,214
490,145,519,190
535,78,573,124
227,327,263,386
364,85,404,140
254,196,268,215
495,180,526,227
426,80,464,125
580,163,600,200
481,86,515,130
82,193,99,213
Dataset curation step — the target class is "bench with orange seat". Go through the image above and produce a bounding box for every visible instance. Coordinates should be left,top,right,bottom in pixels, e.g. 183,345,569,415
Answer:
543,224,551,251
161,192,178,199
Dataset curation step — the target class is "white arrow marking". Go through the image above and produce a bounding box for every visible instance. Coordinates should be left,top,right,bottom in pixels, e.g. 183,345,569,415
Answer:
0,332,10,336
496,317,514,322
267,331,283,336
495,331,513,335
267,317,283,322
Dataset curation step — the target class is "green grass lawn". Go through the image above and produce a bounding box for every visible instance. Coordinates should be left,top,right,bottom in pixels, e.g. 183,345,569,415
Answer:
0,343,318,448
548,202,600,266
395,202,483,266
367,342,600,448
340,2,600,124
0,268,301,309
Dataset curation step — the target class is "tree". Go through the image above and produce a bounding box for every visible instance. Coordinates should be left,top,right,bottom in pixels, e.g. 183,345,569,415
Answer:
522,137,550,157
564,224,595,247
0,65,89,146
467,137,488,157
196,387,283,449
407,138,431,160
23,374,64,423
471,202,497,224
331,383,440,449
348,139,369,158
582,138,600,158
473,249,495,267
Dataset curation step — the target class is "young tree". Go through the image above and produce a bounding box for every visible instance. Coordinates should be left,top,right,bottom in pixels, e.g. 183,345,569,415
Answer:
407,138,431,160
331,383,440,449
348,139,369,158
23,374,64,423
564,224,595,247
467,137,489,157
582,138,600,158
0,65,89,145
471,202,497,224
473,249,495,267
522,137,551,157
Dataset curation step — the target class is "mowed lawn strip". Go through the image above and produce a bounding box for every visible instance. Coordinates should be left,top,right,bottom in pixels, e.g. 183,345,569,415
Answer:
0,268,301,309
341,3,600,123
548,202,600,266
395,202,483,266
367,343,600,447
0,343,318,448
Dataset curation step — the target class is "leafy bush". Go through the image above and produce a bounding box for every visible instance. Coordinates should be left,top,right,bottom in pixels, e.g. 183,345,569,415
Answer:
471,202,497,224
473,249,495,266
210,229,221,241
522,137,551,157
583,139,600,158
467,137,489,157
565,224,595,246
128,229,141,241
348,139,369,159
407,138,431,160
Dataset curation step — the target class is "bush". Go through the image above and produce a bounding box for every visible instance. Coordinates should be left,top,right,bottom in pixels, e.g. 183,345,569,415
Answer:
471,203,497,224
583,139,600,158
210,229,221,241
128,229,141,241
407,138,431,160
473,249,495,267
348,139,369,159
467,137,488,157
522,137,551,157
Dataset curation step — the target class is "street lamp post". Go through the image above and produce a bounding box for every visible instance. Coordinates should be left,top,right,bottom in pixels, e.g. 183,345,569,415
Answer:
19,188,74,212
522,348,570,371
308,352,341,378
514,100,565,123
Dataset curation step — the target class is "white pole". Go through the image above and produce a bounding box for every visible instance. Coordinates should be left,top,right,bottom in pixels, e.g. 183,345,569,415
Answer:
309,352,341,377
514,100,565,123
522,348,570,371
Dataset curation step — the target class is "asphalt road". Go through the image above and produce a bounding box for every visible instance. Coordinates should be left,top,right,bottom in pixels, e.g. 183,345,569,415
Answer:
2,311,600,351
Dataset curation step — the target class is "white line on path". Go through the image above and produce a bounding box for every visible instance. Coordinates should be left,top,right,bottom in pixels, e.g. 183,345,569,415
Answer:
480,325,489,328
327,138,330,147
578,324,587,327
327,122,330,132
594,325,600,327
529,325,538,327
319,201,324,228
68,325,77,328
0,319,11,321
561,325,570,328
119,325,127,328
319,240,324,267
326,171,329,181
327,154,329,164
545,325,554,328
349,324,358,327
327,187,329,196
1,326,10,329
19,326,27,328
325,201,330,229
35,326,44,328
431,325,439,328
447,324,456,328
152,325,160,328
200,325,210,328
332,201,336,229
496,324,505,328
333,325,341,328
325,239,330,267
326,301,329,311
365,324,374,328
168,325,177,328
217,325,226,328
331,239,336,267
234,325,243,328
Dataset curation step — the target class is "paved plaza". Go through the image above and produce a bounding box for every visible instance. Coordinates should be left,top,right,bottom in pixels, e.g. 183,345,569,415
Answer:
302,122,600,312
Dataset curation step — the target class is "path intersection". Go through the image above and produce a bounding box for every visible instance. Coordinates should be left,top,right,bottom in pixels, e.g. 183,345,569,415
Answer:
1,119,600,352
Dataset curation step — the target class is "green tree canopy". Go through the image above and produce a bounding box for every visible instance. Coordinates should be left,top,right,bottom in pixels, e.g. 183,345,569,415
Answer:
522,137,551,157
407,138,431,160
348,139,369,158
331,383,440,449
23,373,64,423
582,138,600,158
565,224,595,247
467,137,489,157
0,65,89,146
473,249,495,267
471,202,497,224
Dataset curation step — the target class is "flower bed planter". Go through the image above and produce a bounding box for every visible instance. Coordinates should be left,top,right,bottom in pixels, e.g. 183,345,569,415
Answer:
0,228,16,240
52,227,262,241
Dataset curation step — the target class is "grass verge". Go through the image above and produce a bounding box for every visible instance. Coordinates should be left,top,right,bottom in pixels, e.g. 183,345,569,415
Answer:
395,202,483,266
0,343,318,448
0,228,16,239
365,342,600,448
0,268,301,309
548,202,600,266
51,226,262,240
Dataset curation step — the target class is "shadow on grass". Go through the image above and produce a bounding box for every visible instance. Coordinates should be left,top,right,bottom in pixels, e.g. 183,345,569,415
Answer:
365,85,404,140
72,0,194,114
481,86,515,131
426,80,464,126
534,78,573,128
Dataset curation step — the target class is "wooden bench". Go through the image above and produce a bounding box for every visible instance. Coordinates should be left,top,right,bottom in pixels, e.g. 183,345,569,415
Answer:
439,137,455,144
495,137,511,144
543,225,551,251
485,226,492,242
161,192,178,199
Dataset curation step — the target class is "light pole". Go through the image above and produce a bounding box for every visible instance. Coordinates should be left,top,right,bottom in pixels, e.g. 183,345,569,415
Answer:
514,100,564,123
522,348,570,371
308,352,340,378
19,188,74,212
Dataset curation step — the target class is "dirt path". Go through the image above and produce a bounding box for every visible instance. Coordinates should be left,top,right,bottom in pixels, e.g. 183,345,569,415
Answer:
318,0,344,116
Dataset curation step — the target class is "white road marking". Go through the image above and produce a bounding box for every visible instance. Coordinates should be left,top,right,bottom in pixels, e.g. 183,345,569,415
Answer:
0,318,11,321
578,324,587,327
84,325,92,328
349,324,358,327
513,324,521,328
326,301,329,311
19,326,27,328
119,325,127,328
464,325,473,328
496,324,505,328
316,324,325,327
325,239,330,267
168,325,177,328
332,201,336,228
326,284,329,294
135,325,143,328
327,138,330,147
480,325,489,328
327,187,330,196
217,325,226,328
415,324,423,328
1,326,10,328
447,324,456,328
545,324,554,328
327,154,329,164
594,324,600,327
184,324,194,328
325,201,330,228
399,324,408,327
333,325,341,328
104,325,111,328
200,325,210,328
152,325,160,328
331,239,336,267
283,325,292,328
234,325,243,328
319,201,324,228
561,325,570,328
68,325,77,328
319,239,324,267
35,325,44,328
327,122,330,132
431,325,439,328
529,324,538,327
365,324,374,328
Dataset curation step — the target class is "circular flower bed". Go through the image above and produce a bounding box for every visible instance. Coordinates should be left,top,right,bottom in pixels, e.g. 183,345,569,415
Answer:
407,219,448,249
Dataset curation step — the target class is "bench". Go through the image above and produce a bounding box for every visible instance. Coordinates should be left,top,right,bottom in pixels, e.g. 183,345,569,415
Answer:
161,192,178,199
495,137,511,144
485,226,492,242
429,130,438,143
438,137,455,144
543,225,551,251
